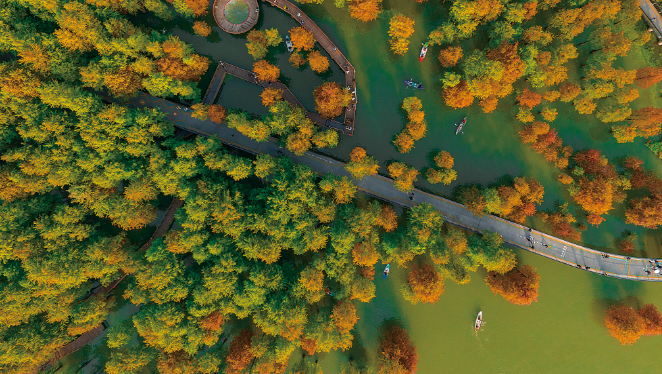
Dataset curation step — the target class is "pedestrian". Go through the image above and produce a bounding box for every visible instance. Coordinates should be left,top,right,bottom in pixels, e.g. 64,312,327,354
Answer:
528,228,532,232
530,245,535,249
333,47,337,51
645,270,652,275
409,196,413,201
656,268,660,275
576,264,581,268
585,266,590,270
255,8,258,13
543,243,549,248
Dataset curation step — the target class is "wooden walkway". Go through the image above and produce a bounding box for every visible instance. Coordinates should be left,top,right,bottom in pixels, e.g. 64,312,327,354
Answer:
34,197,184,373
203,61,349,133
213,0,259,34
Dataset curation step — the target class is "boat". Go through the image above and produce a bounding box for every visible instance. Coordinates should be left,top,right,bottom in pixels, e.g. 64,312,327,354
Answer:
455,117,467,135
404,79,424,90
285,35,294,53
419,42,428,62
325,287,334,296
383,264,390,279
474,311,483,332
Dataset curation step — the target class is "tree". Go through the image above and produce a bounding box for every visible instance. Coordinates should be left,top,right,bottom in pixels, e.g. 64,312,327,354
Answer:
388,15,415,55
289,52,307,68
349,0,383,22
290,26,315,51
635,67,662,89
438,46,463,67
313,82,352,118
345,147,379,179
402,264,444,304
540,107,557,122
443,80,474,109
434,151,454,169
558,83,581,102
308,51,330,73
332,301,359,334
192,21,211,37
208,105,227,123
387,162,419,193
485,265,540,305
253,60,280,82
226,330,255,374
517,88,542,109
380,326,418,374
261,87,284,107
637,304,662,336
246,28,282,59
628,107,662,138
191,103,209,120
393,132,415,153
604,305,644,345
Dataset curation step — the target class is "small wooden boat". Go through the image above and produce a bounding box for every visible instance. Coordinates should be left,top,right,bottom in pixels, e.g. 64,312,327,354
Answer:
474,311,483,331
285,35,294,53
383,264,390,279
404,79,424,90
455,117,467,135
419,42,428,62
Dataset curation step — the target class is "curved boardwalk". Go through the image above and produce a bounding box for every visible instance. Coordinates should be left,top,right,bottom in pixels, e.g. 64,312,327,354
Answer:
204,61,347,133
34,197,184,373
213,0,259,34
263,0,357,135
125,92,662,282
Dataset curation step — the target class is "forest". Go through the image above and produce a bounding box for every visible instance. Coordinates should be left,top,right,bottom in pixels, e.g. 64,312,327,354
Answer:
2,0,662,372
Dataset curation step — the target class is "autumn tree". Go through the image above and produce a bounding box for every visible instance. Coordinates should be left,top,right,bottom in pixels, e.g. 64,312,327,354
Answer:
438,46,463,67
308,50,330,73
332,301,359,334
260,87,284,107
345,147,379,179
402,264,444,304
517,88,542,109
208,105,227,123
290,26,315,51
539,203,583,242
192,21,211,37
388,162,419,193
388,15,415,55
349,0,383,22
604,305,644,345
313,82,352,118
380,326,418,374
485,265,540,305
635,66,662,89
637,304,662,336
226,330,255,374
253,60,280,82
246,28,282,59
443,80,475,109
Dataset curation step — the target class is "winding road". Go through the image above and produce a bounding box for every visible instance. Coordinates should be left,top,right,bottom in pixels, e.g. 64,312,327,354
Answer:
127,92,662,282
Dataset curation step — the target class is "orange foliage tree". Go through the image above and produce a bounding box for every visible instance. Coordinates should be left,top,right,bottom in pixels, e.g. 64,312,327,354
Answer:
345,147,380,179
403,264,444,304
443,80,475,109
226,329,255,374
349,0,383,22
518,121,572,168
380,325,418,374
307,50,329,73
260,87,284,107
352,241,380,267
637,304,662,336
558,83,582,102
604,305,644,345
192,21,211,37
387,162,419,193
253,60,280,82
517,88,542,109
628,107,662,139
290,26,315,51
388,15,415,55
635,66,662,89
208,105,227,124
485,265,540,305
332,301,359,334
313,82,352,118
438,46,463,67
539,203,583,242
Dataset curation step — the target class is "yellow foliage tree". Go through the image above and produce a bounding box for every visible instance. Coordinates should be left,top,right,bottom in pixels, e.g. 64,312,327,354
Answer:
253,60,280,82
192,21,211,37
388,15,415,55
308,50,330,73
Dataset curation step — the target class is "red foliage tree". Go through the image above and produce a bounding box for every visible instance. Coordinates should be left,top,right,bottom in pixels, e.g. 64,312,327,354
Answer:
637,304,662,336
604,305,644,345
380,326,418,374
485,265,540,305
225,329,254,374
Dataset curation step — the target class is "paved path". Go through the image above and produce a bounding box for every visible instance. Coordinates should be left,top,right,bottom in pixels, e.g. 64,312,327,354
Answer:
213,0,260,34
262,0,357,134
203,61,347,133
126,92,662,282
640,0,662,43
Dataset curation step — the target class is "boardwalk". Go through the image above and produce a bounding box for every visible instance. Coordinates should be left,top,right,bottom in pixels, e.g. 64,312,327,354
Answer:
34,197,184,373
203,61,348,133
263,0,357,135
126,92,662,282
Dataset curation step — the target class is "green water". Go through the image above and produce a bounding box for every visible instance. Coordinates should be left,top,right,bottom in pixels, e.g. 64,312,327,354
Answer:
225,0,250,24
138,2,662,373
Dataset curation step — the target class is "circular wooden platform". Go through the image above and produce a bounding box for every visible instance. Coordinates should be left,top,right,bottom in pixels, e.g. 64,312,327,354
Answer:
213,0,259,34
